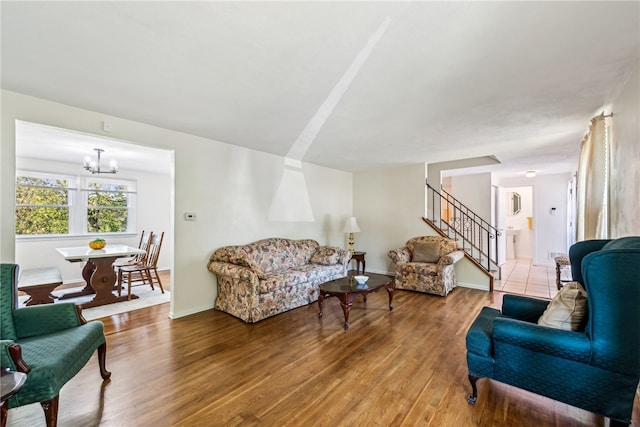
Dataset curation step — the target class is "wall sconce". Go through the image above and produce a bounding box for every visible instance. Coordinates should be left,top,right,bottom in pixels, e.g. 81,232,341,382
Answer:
343,217,360,253
83,148,118,174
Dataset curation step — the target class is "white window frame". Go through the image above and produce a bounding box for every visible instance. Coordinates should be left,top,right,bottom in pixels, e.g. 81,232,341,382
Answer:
16,170,137,238
82,176,137,234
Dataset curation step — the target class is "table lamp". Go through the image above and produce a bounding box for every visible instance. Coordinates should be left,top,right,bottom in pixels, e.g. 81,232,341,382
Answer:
343,217,360,253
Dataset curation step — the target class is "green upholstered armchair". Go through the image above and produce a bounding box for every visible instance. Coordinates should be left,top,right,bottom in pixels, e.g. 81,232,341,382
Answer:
1,264,110,427
465,237,640,427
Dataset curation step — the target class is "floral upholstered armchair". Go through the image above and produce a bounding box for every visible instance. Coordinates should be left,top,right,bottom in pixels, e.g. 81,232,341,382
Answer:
388,236,465,296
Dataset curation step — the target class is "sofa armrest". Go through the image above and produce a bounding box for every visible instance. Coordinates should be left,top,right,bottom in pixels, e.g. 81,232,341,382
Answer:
208,261,259,284
493,317,591,363
1,340,18,370
388,247,411,264
336,248,352,269
13,303,82,339
502,294,550,322
439,250,465,266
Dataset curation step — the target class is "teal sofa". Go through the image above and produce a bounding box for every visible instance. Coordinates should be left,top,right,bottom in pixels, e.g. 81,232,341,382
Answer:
1,263,110,427
465,237,640,426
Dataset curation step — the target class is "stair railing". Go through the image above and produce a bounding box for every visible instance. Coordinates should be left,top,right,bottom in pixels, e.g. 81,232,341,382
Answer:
426,181,501,272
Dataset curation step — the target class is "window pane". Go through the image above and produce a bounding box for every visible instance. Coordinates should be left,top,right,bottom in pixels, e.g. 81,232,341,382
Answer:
87,208,128,233
16,186,68,205
16,175,70,235
16,176,68,188
15,206,69,235
87,191,128,207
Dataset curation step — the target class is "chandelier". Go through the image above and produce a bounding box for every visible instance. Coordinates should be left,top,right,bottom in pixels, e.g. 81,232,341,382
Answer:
83,148,118,174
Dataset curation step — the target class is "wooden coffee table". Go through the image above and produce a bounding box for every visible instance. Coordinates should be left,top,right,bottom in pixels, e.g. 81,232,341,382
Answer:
318,272,394,329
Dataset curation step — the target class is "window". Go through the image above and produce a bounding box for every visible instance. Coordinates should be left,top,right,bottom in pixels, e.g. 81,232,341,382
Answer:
85,179,130,233
16,172,136,236
15,174,72,235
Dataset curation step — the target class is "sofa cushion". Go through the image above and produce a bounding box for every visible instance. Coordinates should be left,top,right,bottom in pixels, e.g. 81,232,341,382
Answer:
538,282,588,331
259,269,312,294
310,246,341,265
412,241,440,263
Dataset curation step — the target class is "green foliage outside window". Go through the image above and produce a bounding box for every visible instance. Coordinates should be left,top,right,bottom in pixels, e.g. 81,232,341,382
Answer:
15,177,69,235
16,175,132,235
86,182,129,233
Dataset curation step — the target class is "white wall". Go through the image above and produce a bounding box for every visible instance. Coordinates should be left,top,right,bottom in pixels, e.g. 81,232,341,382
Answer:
610,59,640,237
1,90,353,318
451,173,492,220
353,164,428,274
14,156,173,283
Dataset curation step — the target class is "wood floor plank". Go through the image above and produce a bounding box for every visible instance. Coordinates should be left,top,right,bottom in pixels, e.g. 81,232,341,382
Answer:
5,287,639,426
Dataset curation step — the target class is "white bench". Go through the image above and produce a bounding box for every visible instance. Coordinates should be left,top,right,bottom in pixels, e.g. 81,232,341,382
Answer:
18,267,63,306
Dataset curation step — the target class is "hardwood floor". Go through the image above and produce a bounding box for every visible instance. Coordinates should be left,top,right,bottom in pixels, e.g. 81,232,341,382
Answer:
6,287,639,426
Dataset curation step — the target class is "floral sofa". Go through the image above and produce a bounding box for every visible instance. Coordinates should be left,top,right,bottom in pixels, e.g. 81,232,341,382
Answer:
388,235,465,296
207,238,352,323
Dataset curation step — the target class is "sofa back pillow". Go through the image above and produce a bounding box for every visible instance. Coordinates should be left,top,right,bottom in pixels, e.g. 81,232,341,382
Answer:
412,241,441,263
310,246,341,265
538,282,588,331
242,238,320,278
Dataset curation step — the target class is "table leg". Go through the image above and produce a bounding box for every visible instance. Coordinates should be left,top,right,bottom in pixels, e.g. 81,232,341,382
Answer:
58,261,96,300
318,293,325,317
81,257,138,309
385,285,394,311
340,294,359,330
22,285,59,305
1,401,7,427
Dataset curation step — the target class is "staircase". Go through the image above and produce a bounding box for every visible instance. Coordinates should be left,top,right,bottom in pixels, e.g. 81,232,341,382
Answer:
425,182,502,286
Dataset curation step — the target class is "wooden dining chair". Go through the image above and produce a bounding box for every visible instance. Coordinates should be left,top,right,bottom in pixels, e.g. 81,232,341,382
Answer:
117,231,165,300
116,230,153,268
115,230,153,296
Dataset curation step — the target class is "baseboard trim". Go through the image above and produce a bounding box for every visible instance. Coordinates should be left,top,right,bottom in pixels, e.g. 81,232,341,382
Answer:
457,281,490,292
169,303,213,319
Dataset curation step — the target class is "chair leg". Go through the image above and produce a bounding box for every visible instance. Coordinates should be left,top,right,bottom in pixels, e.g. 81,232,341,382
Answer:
117,269,123,297
98,342,111,380
40,395,59,427
145,269,155,290
609,419,629,427
127,271,133,301
153,268,164,294
467,374,480,405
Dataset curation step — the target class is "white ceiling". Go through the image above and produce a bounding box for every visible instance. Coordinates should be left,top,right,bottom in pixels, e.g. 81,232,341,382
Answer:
3,2,639,177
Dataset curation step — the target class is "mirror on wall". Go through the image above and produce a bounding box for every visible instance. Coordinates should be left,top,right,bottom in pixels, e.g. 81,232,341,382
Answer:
509,192,521,215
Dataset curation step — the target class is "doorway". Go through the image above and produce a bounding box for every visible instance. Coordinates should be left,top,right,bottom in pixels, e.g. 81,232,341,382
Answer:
502,185,533,260
14,120,174,315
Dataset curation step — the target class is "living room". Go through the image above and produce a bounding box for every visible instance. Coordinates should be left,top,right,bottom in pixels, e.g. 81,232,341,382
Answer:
2,2,639,426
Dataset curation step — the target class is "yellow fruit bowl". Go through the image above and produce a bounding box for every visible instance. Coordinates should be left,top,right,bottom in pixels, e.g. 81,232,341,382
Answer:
89,240,107,250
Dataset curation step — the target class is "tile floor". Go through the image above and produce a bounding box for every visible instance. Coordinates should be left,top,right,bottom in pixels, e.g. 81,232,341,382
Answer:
494,257,571,300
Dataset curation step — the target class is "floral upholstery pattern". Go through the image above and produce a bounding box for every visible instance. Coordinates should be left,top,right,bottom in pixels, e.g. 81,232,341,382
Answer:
388,236,465,296
208,238,351,323
310,246,341,265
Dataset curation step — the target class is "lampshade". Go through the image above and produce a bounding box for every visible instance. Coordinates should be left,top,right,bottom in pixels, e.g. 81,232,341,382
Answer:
343,217,360,233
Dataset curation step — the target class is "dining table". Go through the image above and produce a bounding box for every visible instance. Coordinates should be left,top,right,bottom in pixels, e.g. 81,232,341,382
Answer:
56,244,146,309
